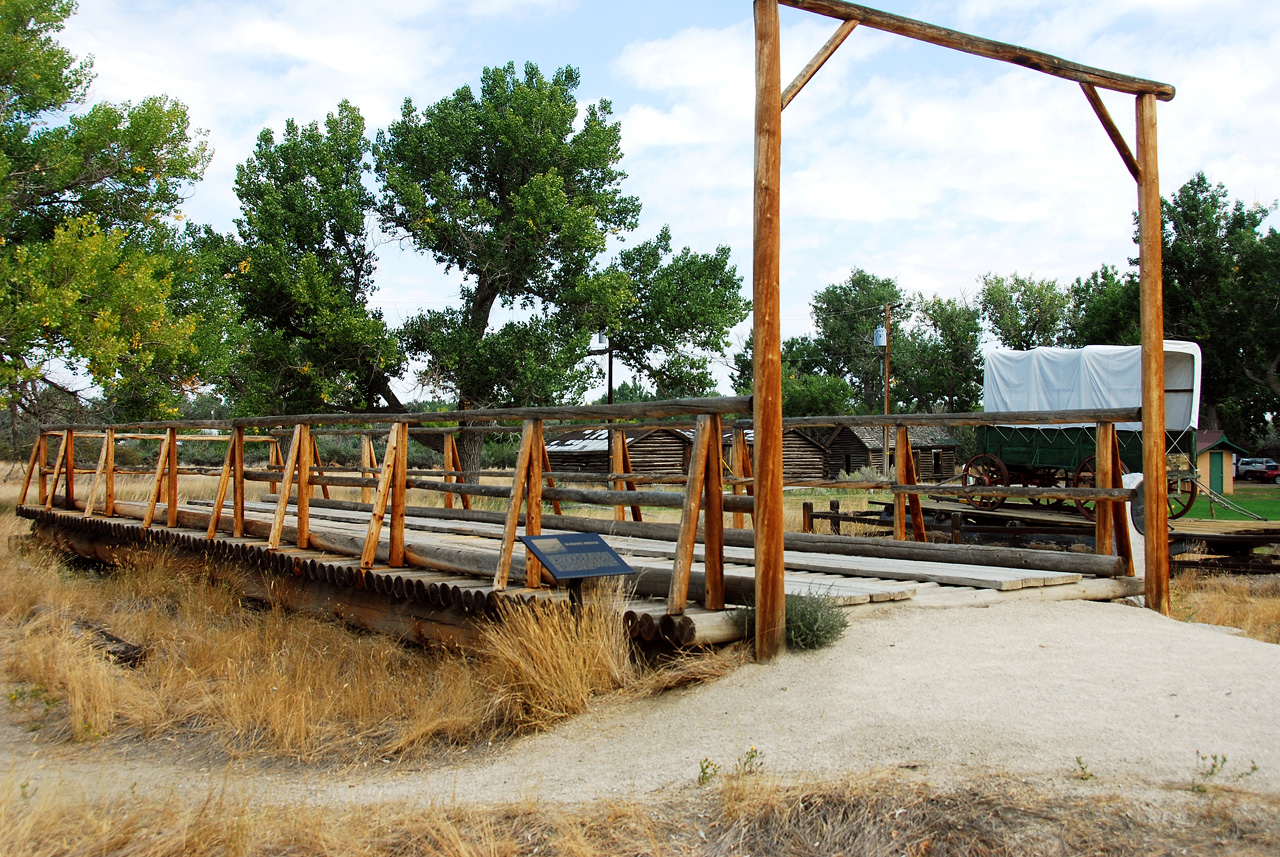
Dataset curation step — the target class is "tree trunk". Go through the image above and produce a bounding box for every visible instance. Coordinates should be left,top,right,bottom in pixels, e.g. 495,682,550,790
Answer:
1202,401,1220,431
457,424,484,475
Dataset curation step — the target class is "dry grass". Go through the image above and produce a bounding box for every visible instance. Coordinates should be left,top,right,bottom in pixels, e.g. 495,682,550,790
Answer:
0,482,742,762
1173,570,1280,644
2,770,1279,856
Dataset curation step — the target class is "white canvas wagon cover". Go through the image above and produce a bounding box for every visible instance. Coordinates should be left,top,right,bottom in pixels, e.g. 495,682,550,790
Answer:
983,341,1201,431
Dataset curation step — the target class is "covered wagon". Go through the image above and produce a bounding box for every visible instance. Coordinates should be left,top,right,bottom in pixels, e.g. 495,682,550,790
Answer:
966,341,1202,519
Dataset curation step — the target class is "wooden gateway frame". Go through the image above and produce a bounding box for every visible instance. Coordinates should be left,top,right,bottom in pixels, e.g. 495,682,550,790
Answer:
751,0,1176,659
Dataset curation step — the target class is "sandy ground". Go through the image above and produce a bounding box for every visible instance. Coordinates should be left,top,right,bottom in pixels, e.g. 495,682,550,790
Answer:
4,597,1278,809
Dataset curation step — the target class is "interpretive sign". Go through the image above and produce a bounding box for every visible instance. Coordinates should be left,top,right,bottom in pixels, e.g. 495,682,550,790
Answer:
518,533,634,582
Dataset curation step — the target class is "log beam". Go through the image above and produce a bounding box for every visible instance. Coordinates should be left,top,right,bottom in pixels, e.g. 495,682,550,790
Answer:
781,19,858,110
780,0,1174,101
1081,83,1141,181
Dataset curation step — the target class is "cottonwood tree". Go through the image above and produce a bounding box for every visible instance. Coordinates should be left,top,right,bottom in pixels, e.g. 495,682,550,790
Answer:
731,333,858,417
1161,173,1277,438
977,272,1069,351
894,295,982,414
211,101,404,415
807,269,907,413
377,62,744,468
605,226,748,398
1064,264,1140,347
0,0,209,444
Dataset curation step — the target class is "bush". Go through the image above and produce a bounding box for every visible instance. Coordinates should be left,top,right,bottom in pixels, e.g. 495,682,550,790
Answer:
731,593,849,651
784,593,849,649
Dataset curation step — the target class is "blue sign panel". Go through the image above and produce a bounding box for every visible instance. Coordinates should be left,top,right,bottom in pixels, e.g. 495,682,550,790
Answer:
518,533,634,582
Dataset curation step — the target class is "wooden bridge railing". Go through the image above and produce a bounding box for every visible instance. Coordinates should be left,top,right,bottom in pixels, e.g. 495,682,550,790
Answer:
19,402,1141,629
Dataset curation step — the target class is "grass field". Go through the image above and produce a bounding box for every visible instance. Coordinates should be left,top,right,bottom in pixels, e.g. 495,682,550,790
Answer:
1183,482,1280,521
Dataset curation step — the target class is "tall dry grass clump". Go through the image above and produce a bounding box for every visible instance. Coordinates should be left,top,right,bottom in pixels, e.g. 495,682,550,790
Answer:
1173,570,1280,644
478,580,635,732
0,502,741,761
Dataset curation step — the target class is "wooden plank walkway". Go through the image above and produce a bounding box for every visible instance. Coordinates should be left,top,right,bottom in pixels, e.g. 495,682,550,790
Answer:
18,493,1142,649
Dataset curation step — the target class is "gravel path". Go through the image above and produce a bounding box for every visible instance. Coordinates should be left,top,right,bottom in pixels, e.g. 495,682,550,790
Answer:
4,599,1278,806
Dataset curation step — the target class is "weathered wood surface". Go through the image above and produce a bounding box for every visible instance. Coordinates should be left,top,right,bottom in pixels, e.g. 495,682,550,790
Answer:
781,18,858,109
42,396,753,432
1081,82,1141,181
1136,92,1169,614
258,492,1120,576
779,0,1174,100
240,497,1085,592
733,407,1142,430
753,0,786,662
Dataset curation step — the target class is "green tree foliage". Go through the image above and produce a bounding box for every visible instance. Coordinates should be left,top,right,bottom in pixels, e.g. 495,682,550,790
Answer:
377,62,745,467
0,0,209,431
213,101,405,415
731,333,857,417
1239,228,1280,402
1064,264,1140,347
1160,172,1277,437
734,272,979,417
807,269,907,413
377,62,641,411
895,295,982,413
978,272,1069,350
0,216,195,406
606,226,748,398
1058,173,1280,441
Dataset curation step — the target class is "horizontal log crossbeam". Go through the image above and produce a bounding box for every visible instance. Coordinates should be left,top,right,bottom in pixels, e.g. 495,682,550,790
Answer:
779,0,1174,101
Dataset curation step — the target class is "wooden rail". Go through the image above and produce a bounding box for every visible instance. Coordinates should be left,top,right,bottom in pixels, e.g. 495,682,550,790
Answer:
20,402,1141,656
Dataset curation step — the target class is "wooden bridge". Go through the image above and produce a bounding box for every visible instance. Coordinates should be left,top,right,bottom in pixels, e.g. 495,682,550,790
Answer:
14,0,1181,658
17,398,1146,654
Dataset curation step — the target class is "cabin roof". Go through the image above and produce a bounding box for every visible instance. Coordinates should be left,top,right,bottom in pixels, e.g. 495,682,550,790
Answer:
545,427,692,454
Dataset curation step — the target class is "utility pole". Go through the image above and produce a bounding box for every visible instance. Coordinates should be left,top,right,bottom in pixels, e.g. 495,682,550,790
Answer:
881,303,895,477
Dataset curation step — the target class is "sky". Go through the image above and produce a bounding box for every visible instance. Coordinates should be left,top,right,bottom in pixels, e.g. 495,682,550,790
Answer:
58,0,1280,399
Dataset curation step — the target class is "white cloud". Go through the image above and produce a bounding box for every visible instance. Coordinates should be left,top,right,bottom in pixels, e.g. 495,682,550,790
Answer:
45,1,1280,397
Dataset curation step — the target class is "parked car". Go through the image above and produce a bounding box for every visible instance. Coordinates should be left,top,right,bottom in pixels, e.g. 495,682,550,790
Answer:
1254,464,1280,484
1236,458,1279,480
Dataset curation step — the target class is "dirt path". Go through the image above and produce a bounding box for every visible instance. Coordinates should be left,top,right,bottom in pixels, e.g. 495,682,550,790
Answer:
4,599,1278,807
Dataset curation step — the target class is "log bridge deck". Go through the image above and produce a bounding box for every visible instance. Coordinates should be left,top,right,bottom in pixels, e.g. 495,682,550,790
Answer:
16,399,1145,654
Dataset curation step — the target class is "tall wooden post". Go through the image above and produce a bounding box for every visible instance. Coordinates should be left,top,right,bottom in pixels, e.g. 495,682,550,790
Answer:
166,427,178,527
704,414,725,610
1136,93,1169,614
1095,422,1115,556
64,428,75,510
37,434,48,505
296,423,311,549
360,435,375,505
232,427,246,538
753,0,786,661
103,428,115,517
883,304,892,478
389,422,407,568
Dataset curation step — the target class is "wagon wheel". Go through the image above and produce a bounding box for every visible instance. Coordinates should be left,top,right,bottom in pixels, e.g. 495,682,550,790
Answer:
961,453,1009,511
1027,468,1068,510
1073,456,1131,521
1167,476,1198,520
